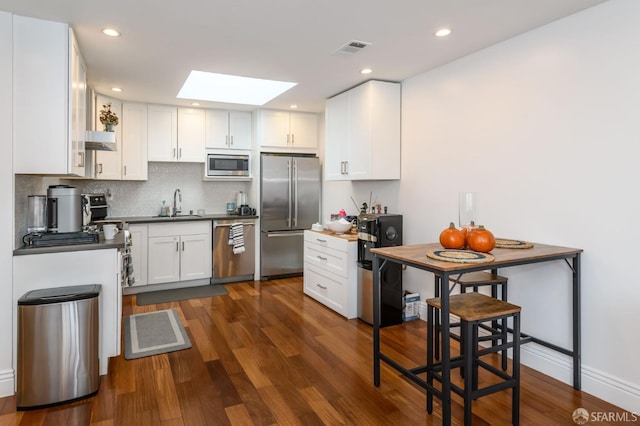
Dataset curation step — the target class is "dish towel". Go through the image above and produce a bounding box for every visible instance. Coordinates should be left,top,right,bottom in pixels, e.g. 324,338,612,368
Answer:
228,223,245,254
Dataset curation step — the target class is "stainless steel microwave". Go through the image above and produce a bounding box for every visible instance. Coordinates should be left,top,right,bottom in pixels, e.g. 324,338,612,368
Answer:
206,153,251,177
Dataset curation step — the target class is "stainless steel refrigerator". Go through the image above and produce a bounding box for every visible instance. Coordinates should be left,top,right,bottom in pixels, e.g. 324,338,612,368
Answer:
260,153,321,279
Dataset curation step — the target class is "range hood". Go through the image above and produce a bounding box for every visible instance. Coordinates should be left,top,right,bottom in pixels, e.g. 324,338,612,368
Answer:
85,130,116,151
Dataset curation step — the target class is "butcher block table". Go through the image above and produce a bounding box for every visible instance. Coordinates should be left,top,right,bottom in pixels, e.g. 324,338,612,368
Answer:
370,242,583,425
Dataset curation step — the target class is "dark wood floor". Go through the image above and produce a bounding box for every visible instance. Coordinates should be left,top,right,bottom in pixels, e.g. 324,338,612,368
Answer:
0,277,626,425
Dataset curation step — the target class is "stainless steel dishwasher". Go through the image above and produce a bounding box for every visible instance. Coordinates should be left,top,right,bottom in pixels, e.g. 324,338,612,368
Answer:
212,218,256,284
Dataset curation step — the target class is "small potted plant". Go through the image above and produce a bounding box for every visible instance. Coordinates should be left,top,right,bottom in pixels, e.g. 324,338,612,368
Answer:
99,104,119,132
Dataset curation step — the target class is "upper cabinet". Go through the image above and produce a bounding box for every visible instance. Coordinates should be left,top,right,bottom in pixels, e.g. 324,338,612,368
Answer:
257,110,318,150
325,80,401,181
205,110,252,150
177,108,205,162
93,96,147,180
148,107,205,162
93,95,123,180
147,104,178,162
13,16,86,176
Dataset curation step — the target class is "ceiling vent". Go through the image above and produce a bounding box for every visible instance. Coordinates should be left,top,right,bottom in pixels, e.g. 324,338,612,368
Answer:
331,40,372,56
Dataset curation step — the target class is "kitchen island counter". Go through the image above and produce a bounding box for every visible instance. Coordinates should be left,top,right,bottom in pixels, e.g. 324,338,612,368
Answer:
13,232,126,256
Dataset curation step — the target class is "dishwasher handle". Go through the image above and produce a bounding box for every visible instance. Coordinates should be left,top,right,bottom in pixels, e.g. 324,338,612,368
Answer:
214,223,255,228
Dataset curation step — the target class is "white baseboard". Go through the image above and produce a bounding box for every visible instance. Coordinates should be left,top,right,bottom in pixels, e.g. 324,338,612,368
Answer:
0,368,14,398
521,343,640,414
443,314,640,414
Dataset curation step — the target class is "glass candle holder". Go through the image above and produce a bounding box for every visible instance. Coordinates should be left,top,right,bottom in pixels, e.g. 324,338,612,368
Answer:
458,192,478,230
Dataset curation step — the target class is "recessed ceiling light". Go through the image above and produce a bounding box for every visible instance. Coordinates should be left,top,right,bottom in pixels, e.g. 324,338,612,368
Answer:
102,28,120,37
177,71,297,106
290,104,298,109
191,102,200,106
361,68,373,75
435,28,452,37
111,87,122,92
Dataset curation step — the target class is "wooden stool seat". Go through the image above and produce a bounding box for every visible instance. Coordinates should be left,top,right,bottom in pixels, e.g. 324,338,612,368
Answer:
436,271,511,371
428,292,520,322
449,271,508,287
427,292,521,425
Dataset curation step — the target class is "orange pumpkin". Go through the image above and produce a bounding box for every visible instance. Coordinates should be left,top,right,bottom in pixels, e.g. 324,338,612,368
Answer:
466,225,495,253
439,222,466,249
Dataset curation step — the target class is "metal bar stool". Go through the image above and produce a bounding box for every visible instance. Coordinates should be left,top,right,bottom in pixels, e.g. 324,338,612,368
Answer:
427,292,521,426
435,271,510,370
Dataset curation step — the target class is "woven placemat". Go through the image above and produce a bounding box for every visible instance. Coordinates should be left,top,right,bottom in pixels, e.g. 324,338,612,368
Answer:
494,238,534,249
426,249,495,264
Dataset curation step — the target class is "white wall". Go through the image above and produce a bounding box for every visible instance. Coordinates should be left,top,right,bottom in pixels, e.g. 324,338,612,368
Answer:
400,0,639,412
0,11,14,397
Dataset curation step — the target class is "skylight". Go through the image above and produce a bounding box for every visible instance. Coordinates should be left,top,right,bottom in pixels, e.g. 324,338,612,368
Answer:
177,71,297,106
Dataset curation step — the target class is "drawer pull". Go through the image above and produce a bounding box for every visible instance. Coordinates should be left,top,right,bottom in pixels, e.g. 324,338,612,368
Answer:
316,238,327,243
316,284,327,290
316,255,327,261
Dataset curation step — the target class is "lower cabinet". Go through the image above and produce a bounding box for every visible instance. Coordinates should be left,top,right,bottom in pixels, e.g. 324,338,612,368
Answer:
303,230,357,318
128,224,148,286
147,221,212,285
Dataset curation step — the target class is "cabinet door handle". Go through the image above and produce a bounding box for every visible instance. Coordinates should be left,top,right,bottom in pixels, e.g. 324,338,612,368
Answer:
316,283,327,290
316,255,327,261
226,135,229,146
123,165,127,176
291,133,295,145
98,163,103,174
340,161,344,174
176,242,179,252
173,148,177,159
286,134,290,145
182,241,185,251
344,161,349,174
230,135,234,146
179,148,182,159
79,151,85,167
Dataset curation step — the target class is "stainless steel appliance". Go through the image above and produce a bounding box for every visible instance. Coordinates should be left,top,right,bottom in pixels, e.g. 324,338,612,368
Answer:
357,213,403,326
206,153,250,178
212,219,255,284
81,193,108,225
17,285,101,409
47,185,82,233
260,153,321,279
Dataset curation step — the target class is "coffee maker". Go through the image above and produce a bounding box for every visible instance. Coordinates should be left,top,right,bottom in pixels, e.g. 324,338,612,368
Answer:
47,185,82,233
357,213,403,327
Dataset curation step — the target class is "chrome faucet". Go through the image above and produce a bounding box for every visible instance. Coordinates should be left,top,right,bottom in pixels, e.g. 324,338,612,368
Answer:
172,189,182,217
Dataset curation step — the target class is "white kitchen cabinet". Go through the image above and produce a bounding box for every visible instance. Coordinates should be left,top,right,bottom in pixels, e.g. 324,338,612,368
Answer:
303,230,358,319
148,107,204,162
94,100,148,180
177,108,206,162
13,248,122,376
325,80,400,181
205,109,252,150
121,102,148,180
13,16,86,176
147,104,178,161
258,110,318,149
147,221,211,285
94,95,123,180
128,224,148,286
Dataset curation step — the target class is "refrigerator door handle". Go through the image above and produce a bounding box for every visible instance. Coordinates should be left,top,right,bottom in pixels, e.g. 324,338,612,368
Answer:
287,159,292,228
292,159,298,228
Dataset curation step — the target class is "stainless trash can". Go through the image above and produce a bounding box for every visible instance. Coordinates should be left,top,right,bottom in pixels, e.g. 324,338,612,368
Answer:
17,284,101,409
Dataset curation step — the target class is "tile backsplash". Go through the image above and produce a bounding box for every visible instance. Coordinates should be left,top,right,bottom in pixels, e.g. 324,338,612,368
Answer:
15,162,250,247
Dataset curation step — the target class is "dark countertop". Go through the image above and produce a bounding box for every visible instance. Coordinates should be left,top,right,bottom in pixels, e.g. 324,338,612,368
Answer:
13,215,259,256
112,214,258,224
14,232,126,256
